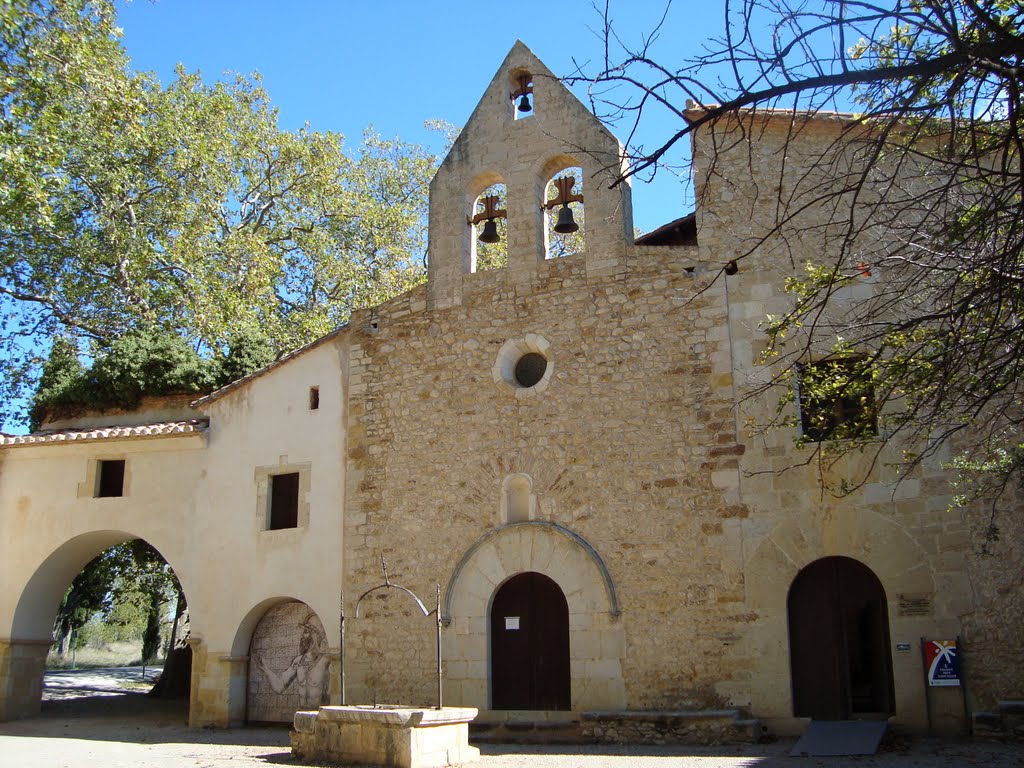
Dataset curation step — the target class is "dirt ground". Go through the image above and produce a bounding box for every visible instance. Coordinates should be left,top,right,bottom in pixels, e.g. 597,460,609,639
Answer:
1,669,1022,767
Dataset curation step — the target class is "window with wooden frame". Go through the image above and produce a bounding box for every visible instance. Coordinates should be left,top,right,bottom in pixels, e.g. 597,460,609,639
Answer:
254,461,310,533
798,358,877,442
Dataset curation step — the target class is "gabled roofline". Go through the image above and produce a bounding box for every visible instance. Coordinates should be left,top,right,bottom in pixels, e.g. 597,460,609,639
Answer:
192,323,349,408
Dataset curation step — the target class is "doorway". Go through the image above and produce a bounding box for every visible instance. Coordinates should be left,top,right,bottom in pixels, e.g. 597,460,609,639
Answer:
490,572,570,710
788,556,895,719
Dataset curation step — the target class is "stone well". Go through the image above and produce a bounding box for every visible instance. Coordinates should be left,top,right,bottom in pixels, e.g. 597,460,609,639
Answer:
291,705,479,768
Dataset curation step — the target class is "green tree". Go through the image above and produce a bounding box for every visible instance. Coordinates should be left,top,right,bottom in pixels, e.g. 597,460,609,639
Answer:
52,549,117,655
53,540,184,666
575,1,1024,513
2,0,437,429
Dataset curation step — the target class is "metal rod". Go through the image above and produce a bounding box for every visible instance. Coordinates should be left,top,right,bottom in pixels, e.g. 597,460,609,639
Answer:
958,635,970,735
436,582,443,710
340,591,346,706
921,637,933,734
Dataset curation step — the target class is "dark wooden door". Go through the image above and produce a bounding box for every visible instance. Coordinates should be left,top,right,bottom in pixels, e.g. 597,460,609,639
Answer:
490,572,570,710
788,557,895,719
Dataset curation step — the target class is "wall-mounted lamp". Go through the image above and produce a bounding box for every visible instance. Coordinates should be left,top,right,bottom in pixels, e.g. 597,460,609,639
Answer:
511,74,533,113
468,194,507,244
542,175,583,233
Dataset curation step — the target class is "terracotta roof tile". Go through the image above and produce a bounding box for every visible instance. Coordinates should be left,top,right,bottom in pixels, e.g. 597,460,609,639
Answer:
0,419,209,447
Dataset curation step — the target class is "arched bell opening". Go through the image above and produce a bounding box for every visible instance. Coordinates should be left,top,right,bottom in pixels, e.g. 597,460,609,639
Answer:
469,181,508,271
509,69,534,120
787,556,895,720
543,165,584,259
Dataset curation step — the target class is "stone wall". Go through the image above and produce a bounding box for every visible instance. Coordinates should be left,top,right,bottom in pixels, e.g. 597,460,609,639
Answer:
691,109,1024,727
344,244,752,712
0,640,49,721
581,710,759,746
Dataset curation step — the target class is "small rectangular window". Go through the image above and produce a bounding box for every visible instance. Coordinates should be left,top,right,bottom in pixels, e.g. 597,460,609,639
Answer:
96,459,126,497
799,358,877,442
309,386,320,410
269,472,300,529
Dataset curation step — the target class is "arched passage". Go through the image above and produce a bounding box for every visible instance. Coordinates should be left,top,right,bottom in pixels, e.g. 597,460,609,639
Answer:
490,572,569,710
788,556,895,720
2,530,191,721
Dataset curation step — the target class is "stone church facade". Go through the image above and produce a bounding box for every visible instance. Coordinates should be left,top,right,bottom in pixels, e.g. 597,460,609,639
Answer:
1,42,1021,739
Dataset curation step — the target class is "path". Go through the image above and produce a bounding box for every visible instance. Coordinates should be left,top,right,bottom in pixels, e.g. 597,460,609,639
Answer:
0,668,1019,766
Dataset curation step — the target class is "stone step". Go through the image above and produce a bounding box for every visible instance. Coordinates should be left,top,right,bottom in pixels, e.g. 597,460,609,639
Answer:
581,709,762,746
471,709,764,746
470,719,587,745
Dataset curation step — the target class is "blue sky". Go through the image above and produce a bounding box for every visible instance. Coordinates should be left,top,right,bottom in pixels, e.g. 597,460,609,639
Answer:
115,0,727,233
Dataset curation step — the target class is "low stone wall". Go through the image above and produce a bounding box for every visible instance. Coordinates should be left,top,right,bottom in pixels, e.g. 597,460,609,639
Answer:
581,710,761,746
974,701,1024,741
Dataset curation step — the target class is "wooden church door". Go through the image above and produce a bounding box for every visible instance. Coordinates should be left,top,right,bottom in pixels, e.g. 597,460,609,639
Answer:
490,572,570,710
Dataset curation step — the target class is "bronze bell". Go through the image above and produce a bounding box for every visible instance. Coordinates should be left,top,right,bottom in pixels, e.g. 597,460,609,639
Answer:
553,204,579,234
517,93,532,113
479,218,500,244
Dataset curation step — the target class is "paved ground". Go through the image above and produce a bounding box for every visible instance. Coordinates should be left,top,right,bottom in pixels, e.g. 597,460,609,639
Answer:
0,668,1021,767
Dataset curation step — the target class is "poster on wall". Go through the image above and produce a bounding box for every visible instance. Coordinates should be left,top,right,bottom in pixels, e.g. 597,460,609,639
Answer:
247,601,330,722
923,639,960,687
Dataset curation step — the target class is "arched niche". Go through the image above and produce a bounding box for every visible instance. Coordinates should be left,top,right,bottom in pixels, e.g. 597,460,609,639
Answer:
245,599,330,723
501,473,534,524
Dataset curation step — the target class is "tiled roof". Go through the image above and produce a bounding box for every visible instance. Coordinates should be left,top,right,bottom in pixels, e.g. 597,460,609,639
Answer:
0,419,209,447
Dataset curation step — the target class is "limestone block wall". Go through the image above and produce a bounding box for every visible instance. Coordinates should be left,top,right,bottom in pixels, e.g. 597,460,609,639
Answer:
958,473,1024,710
690,111,1024,726
344,244,755,713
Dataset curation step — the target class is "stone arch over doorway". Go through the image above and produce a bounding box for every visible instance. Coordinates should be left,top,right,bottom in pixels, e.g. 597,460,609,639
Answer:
742,506,938,725
442,521,624,712
1,529,190,721
788,556,895,719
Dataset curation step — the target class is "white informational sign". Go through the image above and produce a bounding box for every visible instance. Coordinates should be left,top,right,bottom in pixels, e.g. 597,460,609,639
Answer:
504,616,520,630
